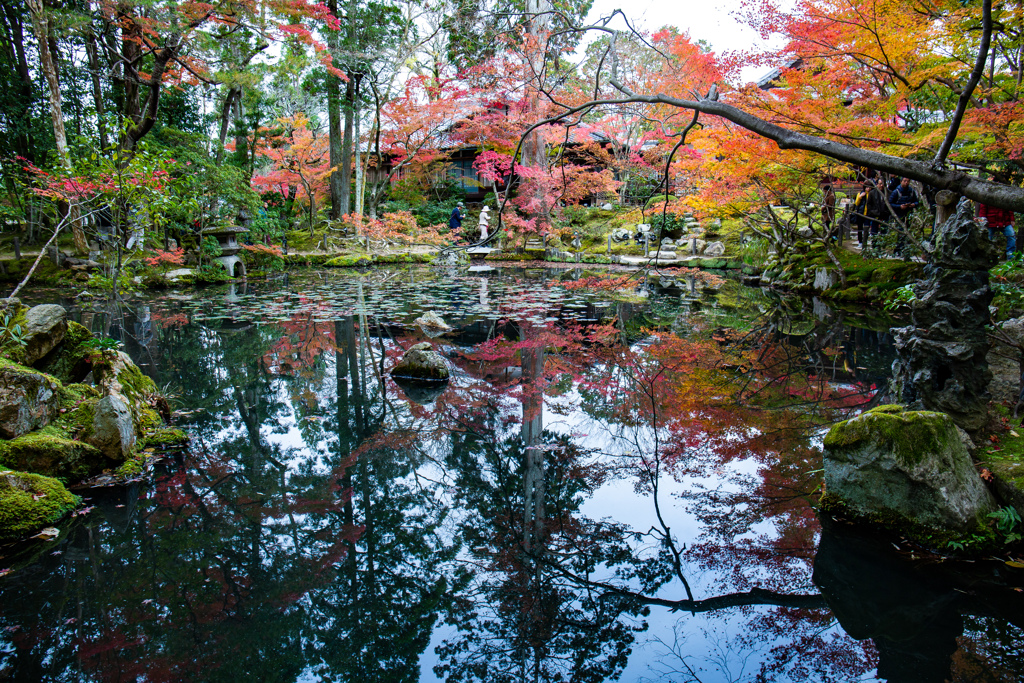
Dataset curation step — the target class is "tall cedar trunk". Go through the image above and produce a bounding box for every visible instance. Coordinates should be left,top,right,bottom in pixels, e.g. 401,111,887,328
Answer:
337,0,358,218
1,0,36,160
339,76,354,216
326,0,344,220
26,0,86,254
520,0,550,234
232,96,246,175
85,27,107,150
118,5,141,143
353,78,363,216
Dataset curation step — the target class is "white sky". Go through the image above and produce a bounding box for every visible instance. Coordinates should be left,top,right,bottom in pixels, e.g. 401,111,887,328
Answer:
583,0,779,84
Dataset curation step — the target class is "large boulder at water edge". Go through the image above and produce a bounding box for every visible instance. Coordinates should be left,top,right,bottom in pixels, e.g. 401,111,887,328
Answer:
391,342,450,381
0,471,78,542
0,361,61,439
0,432,106,481
19,304,68,366
823,405,997,533
85,394,136,459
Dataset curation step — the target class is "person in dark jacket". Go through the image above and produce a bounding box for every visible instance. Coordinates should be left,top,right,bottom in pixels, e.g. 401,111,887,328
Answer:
863,181,887,238
888,177,920,223
449,202,464,232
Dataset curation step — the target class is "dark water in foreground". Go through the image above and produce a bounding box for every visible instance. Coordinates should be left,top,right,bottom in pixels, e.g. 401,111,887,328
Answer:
1,266,1022,682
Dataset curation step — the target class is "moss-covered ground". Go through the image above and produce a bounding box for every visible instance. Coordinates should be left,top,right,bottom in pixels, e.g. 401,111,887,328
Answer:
0,471,79,542
979,403,1024,493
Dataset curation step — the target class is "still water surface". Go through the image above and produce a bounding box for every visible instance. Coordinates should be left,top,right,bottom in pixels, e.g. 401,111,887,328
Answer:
1,266,1021,682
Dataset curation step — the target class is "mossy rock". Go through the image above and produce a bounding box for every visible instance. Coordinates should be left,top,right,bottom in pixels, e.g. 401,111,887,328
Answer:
0,305,29,361
325,255,374,268
0,471,79,542
36,321,94,384
141,427,189,449
824,405,998,534
486,252,533,262
0,430,107,482
375,253,413,264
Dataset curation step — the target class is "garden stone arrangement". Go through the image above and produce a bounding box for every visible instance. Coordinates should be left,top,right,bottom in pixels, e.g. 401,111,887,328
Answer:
0,301,184,542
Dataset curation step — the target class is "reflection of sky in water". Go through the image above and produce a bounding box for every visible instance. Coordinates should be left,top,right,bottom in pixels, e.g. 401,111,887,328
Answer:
3,267,1021,682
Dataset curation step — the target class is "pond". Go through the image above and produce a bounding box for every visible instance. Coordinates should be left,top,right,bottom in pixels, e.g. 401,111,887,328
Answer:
1,265,1022,682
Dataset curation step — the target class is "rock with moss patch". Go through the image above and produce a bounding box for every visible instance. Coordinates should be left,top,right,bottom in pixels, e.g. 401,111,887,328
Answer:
703,241,726,257
325,254,373,268
20,304,68,366
0,471,79,542
36,320,93,384
92,350,157,400
0,362,61,439
85,394,136,460
390,342,450,381
0,430,107,482
415,311,452,336
823,405,997,533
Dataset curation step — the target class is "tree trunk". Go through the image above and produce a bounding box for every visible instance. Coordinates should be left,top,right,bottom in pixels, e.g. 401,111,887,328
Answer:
354,79,364,216
326,0,344,220
26,0,86,254
339,76,355,217
85,27,107,150
1,1,36,160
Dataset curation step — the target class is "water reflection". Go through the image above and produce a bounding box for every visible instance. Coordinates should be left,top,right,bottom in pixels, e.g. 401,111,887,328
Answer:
2,268,1021,682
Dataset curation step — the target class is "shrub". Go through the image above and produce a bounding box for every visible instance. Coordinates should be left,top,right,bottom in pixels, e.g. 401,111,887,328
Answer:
242,243,285,272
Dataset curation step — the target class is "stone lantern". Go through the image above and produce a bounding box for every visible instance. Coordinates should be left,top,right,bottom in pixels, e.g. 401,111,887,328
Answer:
201,225,247,278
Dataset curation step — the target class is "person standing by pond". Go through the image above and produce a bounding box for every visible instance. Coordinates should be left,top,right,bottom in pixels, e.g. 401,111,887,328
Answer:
888,177,920,254
449,202,464,239
863,180,886,244
889,178,920,224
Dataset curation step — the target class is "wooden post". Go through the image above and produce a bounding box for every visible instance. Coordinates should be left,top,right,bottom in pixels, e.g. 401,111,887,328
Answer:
12,237,20,260
607,235,612,255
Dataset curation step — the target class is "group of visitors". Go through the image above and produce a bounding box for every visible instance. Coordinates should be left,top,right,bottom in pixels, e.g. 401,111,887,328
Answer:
834,168,1018,259
449,202,494,244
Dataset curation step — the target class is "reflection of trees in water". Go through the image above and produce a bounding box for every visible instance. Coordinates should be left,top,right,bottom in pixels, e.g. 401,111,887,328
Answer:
0,310,452,681
4,282,1023,682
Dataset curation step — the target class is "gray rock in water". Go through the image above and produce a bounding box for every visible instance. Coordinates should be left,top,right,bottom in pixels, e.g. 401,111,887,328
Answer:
703,241,726,257
87,394,136,460
431,250,469,267
391,342,450,381
823,405,997,533
0,365,60,439
21,304,68,366
415,311,451,331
